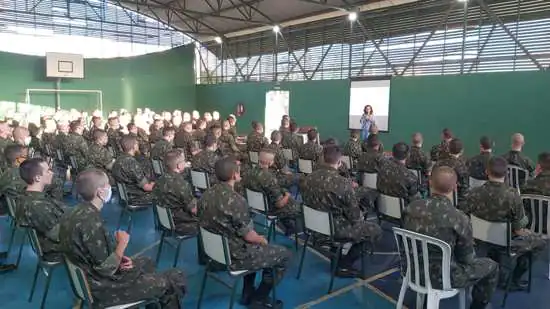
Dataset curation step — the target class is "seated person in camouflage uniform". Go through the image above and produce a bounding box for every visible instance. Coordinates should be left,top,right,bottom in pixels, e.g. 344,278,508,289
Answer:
112,135,155,204
281,120,302,164
301,145,382,278
403,166,499,309
406,133,431,194
360,124,384,154
298,129,323,167
430,128,453,162
192,119,207,150
12,126,31,147
377,142,420,205
522,151,550,196
501,133,536,178
88,130,115,171
266,130,294,189
150,127,175,161
191,134,220,187
460,157,547,290
60,169,186,309
343,129,362,169
219,120,241,156
64,120,89,172
433,139,469,203
242,149,301,235
174,121,198,160
19,158,67,261
467,136,493,181
357,134,384,175
198,157,291,309
246,121,269,154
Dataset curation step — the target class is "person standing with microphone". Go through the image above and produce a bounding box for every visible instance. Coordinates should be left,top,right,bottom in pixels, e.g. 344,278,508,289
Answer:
359,105,375,141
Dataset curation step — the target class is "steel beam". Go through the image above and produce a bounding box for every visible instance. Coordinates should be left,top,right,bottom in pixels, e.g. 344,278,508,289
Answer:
356,21,398,75
27,0,46,12
356,38,386,77
281,51,307,81
278,34,309,80
476,0,543,70
309,44,334,80
400,2,456,75
295,0,348,11
466,24,496,74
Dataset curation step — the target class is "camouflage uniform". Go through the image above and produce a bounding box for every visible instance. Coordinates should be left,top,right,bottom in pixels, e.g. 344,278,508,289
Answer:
64,132,89,171
361,137,384,154
434,156,469,203
112,154,153,204
430,140,450,162
377,158,420,204
298,141,323,164
20,191,66,261
218,131,240,156
153,171,198,235
403,195,499,304
54,132,68,152
0,137,14,169
149,127,163,144
246,132,269,153
106,127,123,152
84,126,101,142
174,130,195,160
522,170,550,196
502,150,536,177
467,152,492,180
357,149,384,174
406,145,431,193
459,181,547,283
150,139,173,161
242,166,300,230
192,130,207,150
198,183,291,300
343,139,362,168
88,143,114,170
191,149,220,186
228,125,238,139
301,165,382,267
265,143,294,189
59,202,186,308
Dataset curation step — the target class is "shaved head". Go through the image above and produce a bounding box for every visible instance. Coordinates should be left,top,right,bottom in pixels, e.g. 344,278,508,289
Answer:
259,149,275,166
76,169,109,202
430,166,457,195
412,133,423,146
511,133,525,149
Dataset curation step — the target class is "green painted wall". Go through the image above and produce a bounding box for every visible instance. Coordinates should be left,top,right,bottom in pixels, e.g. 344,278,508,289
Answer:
0,45,196,113
197,71,550,159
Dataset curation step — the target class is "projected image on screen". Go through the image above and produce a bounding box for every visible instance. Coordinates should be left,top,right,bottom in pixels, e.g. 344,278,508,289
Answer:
348,79,391,132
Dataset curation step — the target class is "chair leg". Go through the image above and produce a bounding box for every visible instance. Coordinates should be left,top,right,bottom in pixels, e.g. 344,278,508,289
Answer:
501,261,515,308
28,262,41,302
426,293,440,309
416,293,425,309
360,242,367,279
173,239,183,268
328,246,343,294
296,234,309,279
40,267,55,309
395,278,407,309
294,229,299,252
196,263,210,309
458,289,466,309
228,279,239,309
6,225,16,255
155,232,165,266
271,267,277,306
127,214,133,234
16,231,26,267
528,253,533,293
116,210,125,230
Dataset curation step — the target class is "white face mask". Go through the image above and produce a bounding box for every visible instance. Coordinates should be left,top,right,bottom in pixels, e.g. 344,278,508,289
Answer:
101,186,113,204
24,136,32,146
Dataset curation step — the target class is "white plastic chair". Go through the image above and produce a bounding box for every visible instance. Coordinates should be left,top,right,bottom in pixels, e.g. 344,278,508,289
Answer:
298,159,313,174
469,177,486,189
376,194,405,225
393,227,466,309
521,194,550,280
197,227,260,309
151,159,164,176
341,155,352,170
64,257,159,309
506,165,528,193
191,170,210,190
248,151,259,164
362,172,377,189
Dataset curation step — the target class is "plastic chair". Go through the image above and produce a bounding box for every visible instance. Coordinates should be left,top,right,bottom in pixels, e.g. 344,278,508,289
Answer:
341,155,352,170
27,228,64,309
408,169,422,186
154,204,195,267
376,194,405,226
190,170,210,191
197,227,265,309
64,257,160,309
470,214,532,307
521,194,550,280
469,177,486,189
151,159,164,177
296,205,366,293
298,159,313,174
116,182,151,233
249,151,259,165
4,196,28,267
362,172,377,189
393,227,466,309
506,165,528,193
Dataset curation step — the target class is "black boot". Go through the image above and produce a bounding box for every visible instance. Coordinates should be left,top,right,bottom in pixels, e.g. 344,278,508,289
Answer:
240,273,257,305
469,300,488,309
336,244,363,278
248,270,283,309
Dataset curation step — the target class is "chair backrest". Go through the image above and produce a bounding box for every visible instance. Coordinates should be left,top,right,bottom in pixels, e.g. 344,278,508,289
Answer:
298,134,307,144
470,214,510,248
377,194,405,220
64,257,94,305
199,227,231,266
521,194,550,235
362,172,377,189
408,169,422,185
154,204,175,231
27,228,44,258
191,170,210,190
116,182,129,203
506,165,528,191
393,227,453,291
302,204,333,237
341,155,352,170
44,144,53,157
469,177,486,189
5,196,16,219
298,159,313,174
56,149,64,162
151,159,164,176
249,151,259,164
69,156,78,170
245,188,268,213
282,148,293,161
452,190,458,207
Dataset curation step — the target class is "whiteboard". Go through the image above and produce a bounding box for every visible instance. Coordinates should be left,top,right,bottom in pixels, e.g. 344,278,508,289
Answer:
348,79,391,131
46,52,84,79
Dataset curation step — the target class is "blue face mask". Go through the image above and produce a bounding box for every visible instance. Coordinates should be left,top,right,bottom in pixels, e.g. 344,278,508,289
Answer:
102,186,112,203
